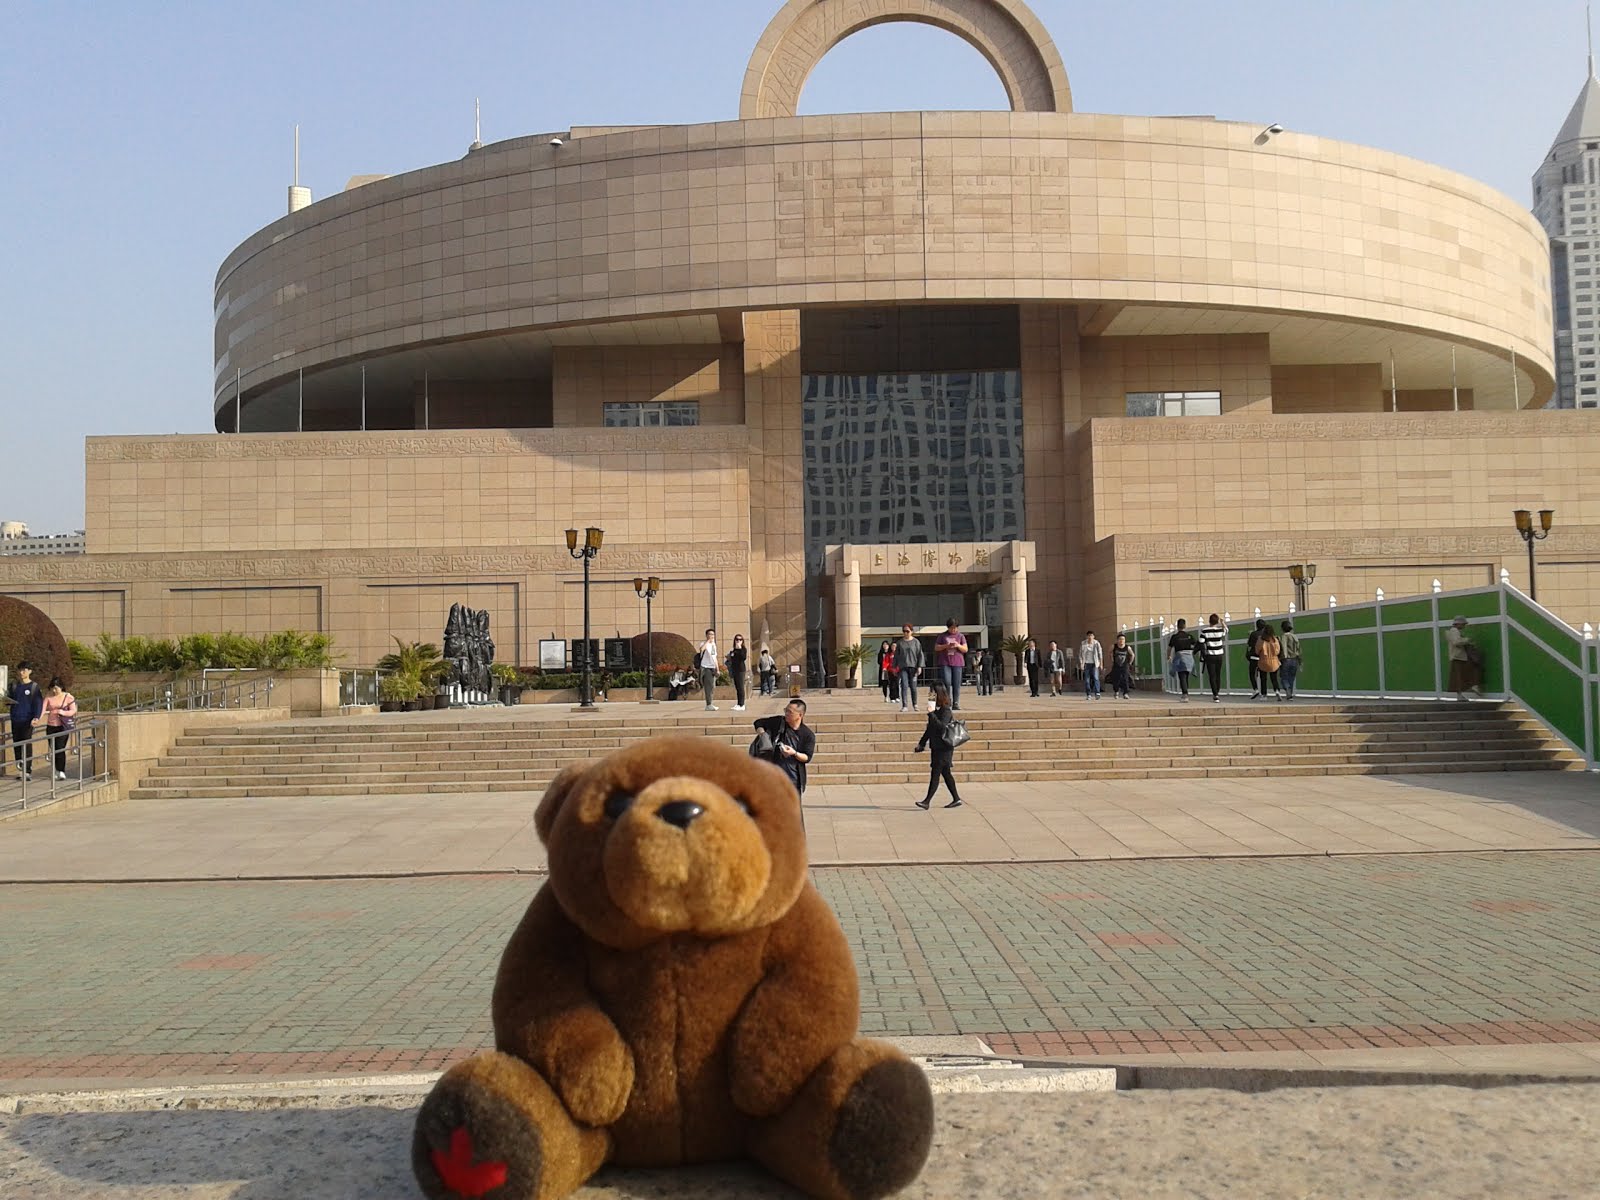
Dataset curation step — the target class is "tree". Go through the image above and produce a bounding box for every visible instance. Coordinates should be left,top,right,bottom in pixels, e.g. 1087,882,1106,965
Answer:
377,639,450,687
0,597,72,688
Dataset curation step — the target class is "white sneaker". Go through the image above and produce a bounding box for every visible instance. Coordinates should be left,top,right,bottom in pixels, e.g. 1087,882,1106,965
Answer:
732,705,744,712
55,771,66,780
705,704,718,711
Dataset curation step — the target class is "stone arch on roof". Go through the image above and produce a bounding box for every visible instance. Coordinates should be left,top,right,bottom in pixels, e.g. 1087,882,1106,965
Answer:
739,0,1072,120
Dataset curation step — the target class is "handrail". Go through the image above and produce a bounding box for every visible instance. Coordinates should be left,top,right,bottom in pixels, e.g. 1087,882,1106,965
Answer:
84,674,277,715
1123,582,1597,769
0,717,111,815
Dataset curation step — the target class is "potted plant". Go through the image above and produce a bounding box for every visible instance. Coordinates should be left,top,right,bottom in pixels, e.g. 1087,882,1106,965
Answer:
491,662,521,706
835,642,870,688
378,671,419,712
1001,634,1030,686
378,639,449,708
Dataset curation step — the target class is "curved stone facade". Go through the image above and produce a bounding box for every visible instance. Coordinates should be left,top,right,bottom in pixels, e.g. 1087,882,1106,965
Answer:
216,111,1555,424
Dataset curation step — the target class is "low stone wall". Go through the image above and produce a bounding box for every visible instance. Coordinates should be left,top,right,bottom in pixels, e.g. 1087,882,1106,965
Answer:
104,706,291,799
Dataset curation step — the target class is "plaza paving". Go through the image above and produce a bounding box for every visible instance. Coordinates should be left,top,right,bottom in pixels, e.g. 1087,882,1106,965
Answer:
2,851,1599,1088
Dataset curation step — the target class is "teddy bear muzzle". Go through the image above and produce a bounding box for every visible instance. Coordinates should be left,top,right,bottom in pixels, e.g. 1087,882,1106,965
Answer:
600,776,774,935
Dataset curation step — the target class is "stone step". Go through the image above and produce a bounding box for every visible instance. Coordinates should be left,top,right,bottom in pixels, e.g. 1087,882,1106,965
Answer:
125,756,1581,799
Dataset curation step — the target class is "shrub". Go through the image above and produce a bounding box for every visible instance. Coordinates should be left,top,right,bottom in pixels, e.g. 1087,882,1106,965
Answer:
66,630,339,674
629,631,696,672
0,597,74,688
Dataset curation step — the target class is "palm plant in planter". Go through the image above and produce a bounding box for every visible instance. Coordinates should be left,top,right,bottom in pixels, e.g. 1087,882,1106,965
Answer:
1001,634,1031,686
378,670,423,712
834,642,870,688
377,639,450,709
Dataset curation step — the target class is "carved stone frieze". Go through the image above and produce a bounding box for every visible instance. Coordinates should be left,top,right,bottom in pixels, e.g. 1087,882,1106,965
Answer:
86,427,749,463
1110,528,1600,562
1090,410,1596,447
0,543,750,585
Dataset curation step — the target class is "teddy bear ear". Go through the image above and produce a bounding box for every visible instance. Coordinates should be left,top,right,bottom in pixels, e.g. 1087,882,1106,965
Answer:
534,762,588,844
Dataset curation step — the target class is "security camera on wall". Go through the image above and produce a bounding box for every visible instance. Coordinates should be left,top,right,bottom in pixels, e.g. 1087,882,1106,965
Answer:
550,136,564,147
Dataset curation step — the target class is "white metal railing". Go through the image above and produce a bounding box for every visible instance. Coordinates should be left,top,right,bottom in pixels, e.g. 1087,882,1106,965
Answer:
0,718,110,816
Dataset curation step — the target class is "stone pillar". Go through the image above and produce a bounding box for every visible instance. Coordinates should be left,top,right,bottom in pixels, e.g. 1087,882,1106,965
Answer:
1020,303,1080,645
832,545,862,687
743,311,807,675
1000,541,1030,639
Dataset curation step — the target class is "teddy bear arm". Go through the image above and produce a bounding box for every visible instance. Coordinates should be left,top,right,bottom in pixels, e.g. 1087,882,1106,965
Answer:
493,894,636,1127
729,892,860,1118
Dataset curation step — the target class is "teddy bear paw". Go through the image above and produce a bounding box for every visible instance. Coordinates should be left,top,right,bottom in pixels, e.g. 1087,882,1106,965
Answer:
413,1057,544,1200
827,1056,935,1200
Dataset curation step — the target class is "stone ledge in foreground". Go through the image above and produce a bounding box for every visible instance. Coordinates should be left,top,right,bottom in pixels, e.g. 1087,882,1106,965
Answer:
2,1083,1598,1199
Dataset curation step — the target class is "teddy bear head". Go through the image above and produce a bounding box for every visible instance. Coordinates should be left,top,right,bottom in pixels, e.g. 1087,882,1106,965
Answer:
534,736,808,949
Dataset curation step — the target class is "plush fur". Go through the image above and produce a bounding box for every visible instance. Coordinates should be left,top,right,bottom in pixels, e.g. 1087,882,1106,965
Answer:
413,736,934,1200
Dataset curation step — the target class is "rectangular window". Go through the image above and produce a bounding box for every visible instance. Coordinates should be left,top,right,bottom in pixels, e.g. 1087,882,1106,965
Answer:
602,401,700,427
1127,390,1223,417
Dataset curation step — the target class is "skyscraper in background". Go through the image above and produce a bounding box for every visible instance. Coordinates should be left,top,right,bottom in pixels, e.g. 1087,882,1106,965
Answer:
1535,53,1600,408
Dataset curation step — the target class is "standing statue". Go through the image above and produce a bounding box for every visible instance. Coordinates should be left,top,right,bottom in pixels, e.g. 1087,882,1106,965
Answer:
443,604,496,700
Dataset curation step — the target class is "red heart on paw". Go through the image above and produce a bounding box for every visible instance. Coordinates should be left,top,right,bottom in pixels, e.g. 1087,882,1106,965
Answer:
432,1126,509,1198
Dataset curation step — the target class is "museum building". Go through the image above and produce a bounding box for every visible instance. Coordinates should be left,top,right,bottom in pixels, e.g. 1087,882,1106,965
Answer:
3,0,1598,678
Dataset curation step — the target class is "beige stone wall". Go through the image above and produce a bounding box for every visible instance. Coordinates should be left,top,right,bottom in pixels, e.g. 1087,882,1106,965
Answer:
1086,411,1594,543
0,589,126,642
215,112,1554,418
551,346,743,426
84,428,748,555
1080,409,1600,632
1272,364,1385,415
1081,334,1273,418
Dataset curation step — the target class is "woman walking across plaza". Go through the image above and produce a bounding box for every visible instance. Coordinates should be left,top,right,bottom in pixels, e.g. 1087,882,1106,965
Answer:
914,685,964,809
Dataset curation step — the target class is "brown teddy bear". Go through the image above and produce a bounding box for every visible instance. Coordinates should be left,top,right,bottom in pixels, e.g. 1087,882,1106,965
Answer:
412,735,935,1200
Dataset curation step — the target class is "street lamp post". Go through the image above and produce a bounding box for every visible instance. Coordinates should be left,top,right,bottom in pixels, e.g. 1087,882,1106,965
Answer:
1513,509,1554,601
566,526,604,710
633,575,661,703
1287,562,1317,612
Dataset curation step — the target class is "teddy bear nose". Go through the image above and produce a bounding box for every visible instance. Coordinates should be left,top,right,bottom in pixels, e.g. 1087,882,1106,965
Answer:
656,801,705,829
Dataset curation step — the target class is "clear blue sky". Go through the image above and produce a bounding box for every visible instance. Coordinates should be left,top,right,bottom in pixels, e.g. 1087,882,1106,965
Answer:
0,0,1587,531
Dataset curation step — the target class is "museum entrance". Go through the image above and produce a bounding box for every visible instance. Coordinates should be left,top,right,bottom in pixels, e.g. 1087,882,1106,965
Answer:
820,540,1034,688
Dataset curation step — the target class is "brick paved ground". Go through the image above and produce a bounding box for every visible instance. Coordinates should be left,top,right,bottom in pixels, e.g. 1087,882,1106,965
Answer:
1,851,1597,1085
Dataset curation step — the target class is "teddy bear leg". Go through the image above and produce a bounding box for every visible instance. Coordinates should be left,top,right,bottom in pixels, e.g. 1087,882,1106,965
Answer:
747,1038,934,1200
413,1051,609,1200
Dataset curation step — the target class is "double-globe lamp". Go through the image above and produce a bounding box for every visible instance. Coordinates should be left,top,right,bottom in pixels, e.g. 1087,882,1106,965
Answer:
565,527,604,710
633,575,662,703
1513,509,1554,602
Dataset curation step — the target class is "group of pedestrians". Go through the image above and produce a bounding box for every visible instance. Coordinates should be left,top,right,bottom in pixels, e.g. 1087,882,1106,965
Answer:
671,629,779,710
4,661,78,782
1155,614,1303,703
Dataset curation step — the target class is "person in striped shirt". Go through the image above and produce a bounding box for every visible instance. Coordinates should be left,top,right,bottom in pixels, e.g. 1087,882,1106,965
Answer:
1198,614,1228,702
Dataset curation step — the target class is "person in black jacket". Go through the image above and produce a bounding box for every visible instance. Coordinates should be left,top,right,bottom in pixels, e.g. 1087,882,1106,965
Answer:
753,699,815,797
726,634,749,712
1023,638,1041,697
913,685,963,809
6,660,44,780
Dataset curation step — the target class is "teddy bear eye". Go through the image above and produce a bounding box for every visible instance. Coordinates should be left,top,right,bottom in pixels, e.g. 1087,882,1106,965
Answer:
603,791,635,820
733,795,754,815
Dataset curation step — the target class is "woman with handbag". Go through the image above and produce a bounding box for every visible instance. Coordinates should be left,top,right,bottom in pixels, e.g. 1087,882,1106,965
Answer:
914,685,964,809
41,677,78,781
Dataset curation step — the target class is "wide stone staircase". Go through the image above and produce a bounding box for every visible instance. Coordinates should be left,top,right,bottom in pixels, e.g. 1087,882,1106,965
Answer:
126,697,1584,799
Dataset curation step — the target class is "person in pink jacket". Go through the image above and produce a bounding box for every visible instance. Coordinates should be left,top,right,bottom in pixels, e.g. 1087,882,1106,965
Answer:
41,677,78,781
